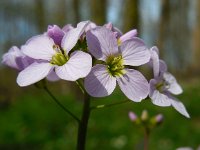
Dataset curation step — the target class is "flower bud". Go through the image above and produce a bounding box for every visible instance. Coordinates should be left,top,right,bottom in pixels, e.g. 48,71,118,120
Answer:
128,111,137,122
141,110,149,121
150,113,164,126
155,114,163,124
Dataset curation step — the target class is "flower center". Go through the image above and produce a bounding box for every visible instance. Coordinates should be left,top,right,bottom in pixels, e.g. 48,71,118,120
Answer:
50,45,69,66
155,80,170,92
106,55,126,77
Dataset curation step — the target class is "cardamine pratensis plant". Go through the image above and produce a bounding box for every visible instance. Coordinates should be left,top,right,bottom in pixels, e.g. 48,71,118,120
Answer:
2,21,190,150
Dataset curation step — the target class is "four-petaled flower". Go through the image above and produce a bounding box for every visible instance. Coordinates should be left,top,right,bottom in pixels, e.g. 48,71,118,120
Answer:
17,21,92,86
84,27,150,102
149,46,190,118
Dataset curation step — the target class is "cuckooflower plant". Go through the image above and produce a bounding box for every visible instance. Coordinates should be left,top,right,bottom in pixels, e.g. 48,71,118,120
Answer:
1,20,190,150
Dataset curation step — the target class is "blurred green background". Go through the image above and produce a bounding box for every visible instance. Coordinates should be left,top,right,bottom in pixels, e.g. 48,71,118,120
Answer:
0,0,200,149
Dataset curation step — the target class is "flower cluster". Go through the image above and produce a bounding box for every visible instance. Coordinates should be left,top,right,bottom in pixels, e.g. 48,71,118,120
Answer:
2,21,189,118
129,110,164,129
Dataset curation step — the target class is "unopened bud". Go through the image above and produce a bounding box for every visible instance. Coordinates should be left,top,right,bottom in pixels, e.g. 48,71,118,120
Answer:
141,110,148,121
150,114,164,126
155,114,163,124
128,111,137,122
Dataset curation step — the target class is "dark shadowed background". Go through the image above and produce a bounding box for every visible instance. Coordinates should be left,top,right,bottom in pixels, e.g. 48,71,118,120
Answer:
0,0,200,150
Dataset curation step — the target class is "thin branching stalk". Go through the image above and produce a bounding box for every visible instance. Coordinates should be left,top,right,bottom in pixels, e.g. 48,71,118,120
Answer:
44,86,80,123
90,99,130,110
144,127,150,150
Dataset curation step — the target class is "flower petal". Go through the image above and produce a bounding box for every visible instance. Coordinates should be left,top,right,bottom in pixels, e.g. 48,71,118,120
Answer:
117,69,149,102
163,72,183,95
150,46,160,77
86,27,119,61
21,35,55,61
47,25,65,45
17,62,53,86
113,27,123,38
120,38,150,66
149,79,171,106
55,51,92,81
61,21,89,53
104,22,113,30
85,22,97,32
2,46,23,70
46,69,60,81
62,24,74,33
171,97,190,118
84,64,116,97
119,29,137,43
15,56,34,71
103,22,122,38
159,59,167,73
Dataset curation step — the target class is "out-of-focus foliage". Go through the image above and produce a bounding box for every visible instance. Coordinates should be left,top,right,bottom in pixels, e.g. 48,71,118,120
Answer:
0,80,200,150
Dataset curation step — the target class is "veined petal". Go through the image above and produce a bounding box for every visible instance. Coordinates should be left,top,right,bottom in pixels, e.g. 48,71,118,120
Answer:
159,59,167,73
62,24,74,33
149,79,171,106
84,64,116,97
17,62,53,86
150,46,160,77
113,27,123,38
85,22,97,32
47,25,65,45
15,56,35,71
120,38,150,66
103,22,122,38
171,97,190,118
104,22,113,30
55,51,92,81
86,27,119,61
2,46,23,70
163,72,183,95
117,69,149,102
21,35,55,61
61,21,90,54
119,29,137,43
150,91,171,106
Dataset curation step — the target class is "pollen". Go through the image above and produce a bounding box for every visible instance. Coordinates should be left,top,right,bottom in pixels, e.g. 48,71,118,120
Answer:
155,80,169,92
50,45,69,66
106,55,126,77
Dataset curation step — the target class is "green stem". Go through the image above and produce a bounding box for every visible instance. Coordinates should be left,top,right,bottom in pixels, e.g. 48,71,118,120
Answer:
144,127,150,150
90,99,130,110
75,80,85,94
76,93,91,150
44,86,80,123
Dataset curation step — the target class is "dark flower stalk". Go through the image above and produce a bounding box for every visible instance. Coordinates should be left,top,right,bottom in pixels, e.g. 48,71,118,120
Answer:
76,93,91,150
